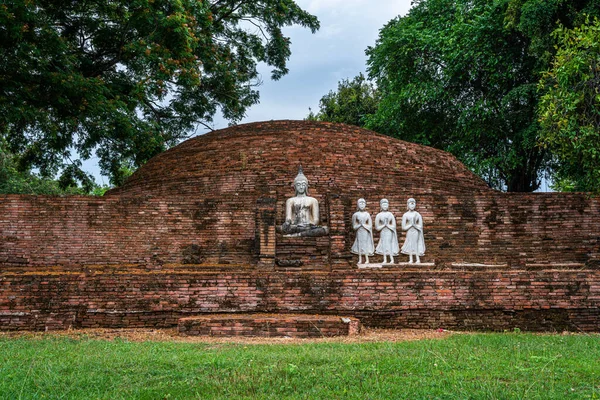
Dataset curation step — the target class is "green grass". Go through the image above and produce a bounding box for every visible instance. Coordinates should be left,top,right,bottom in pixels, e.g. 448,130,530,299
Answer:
0,333,599,399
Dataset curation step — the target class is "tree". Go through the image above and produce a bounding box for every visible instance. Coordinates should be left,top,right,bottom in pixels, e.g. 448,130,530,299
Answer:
538,18,600,192
365,0,549,191
0,0,319,186
0,141,87,195
306,73,379,127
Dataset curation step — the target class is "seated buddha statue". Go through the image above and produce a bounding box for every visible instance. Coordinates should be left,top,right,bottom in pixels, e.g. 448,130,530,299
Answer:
278,166,329,237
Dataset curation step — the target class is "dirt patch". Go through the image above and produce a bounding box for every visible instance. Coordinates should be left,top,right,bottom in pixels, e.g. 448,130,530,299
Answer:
0,327,454,345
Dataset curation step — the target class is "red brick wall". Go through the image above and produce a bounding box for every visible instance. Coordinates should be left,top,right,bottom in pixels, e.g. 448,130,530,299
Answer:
345,192,600,267
178,314,361,337
1,121,599,331
1,268,598,331
0,195,257,266
1,192,597,268
109,121,491,200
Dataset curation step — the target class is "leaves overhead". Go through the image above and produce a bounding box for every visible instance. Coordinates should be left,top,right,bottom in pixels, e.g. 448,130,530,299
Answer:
538,17,600,192
0,0,319,186
365,0,549,192
0,140,94,195
306,73,380,128
348,0,600,192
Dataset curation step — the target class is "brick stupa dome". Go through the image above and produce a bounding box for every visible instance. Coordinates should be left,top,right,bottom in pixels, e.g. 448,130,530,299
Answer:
104,120,491,265
2,120,599,334
109,120,490,199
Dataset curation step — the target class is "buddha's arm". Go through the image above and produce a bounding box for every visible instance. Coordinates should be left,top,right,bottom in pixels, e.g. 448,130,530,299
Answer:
402,214,411,231
310,199,320,225
285,199,293,223
365,214,373,231
352,214,361,230
414,213,423,231
389,214,397,232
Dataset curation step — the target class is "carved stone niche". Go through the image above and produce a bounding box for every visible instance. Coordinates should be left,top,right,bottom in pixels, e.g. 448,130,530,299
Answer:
265,167,331,270
255,197,277,269
276,166,329,238
254,194,332,270
255,174,356,270
275,194,331,270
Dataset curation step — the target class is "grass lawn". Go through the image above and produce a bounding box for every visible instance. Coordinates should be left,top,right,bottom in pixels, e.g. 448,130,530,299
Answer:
0,332,598,399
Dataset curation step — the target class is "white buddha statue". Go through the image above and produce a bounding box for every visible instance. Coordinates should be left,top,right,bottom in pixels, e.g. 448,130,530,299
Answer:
278,166,329,237
351,198,375,264
401,198,426,263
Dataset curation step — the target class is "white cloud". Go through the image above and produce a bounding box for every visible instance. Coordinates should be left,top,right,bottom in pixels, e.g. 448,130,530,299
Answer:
316,23,344,39
305,0,353,13
242,0,413,123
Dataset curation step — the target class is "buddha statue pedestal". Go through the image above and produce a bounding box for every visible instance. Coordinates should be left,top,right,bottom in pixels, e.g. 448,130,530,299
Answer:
277,166,329,238
274,166,331,269
277,222,329,237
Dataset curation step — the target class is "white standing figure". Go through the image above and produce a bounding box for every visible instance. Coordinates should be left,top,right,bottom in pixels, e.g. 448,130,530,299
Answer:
401,198,426,263
351,198,375,265
375,199,399,264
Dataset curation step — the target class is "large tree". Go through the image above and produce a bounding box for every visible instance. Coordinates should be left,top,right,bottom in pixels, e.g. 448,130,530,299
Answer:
0,0,319,186
365,0,544,191
306,73,379,128
0,141,91,195
538,18,600,192
364,0,600,192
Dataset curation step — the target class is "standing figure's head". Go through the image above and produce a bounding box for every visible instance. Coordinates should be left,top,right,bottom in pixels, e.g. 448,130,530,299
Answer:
407,198,416,211
380,198,389,211
357,198,366,211
293,166,309,196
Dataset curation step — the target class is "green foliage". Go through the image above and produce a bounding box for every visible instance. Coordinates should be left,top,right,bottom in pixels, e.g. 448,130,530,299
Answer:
1,333,599,398
0,139,110,195
506,0,600,62
365,0,549,192
0,144,82,195
538,17,600,193
0,0,319,186
359,0,600,192
306,73,379,127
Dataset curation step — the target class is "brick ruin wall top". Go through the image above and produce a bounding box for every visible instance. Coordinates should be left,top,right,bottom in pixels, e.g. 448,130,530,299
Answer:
109,120,491,198
0,120,598,269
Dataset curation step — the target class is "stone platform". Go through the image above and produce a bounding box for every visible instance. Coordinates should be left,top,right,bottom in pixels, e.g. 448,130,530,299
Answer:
178,314,361,337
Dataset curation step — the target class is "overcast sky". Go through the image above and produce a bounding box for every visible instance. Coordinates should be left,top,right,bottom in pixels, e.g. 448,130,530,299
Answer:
235,0,413,126
89,1,413,184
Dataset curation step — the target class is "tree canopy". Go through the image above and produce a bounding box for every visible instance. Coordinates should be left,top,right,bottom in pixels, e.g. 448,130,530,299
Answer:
307,0,599,192
365,0,551,192
0,0,319,187
306,73,379,128
538,17,600,192
0,141,96,195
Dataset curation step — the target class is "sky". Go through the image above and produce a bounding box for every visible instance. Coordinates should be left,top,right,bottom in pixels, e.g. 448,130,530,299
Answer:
89,0,413,184
235,0,413,126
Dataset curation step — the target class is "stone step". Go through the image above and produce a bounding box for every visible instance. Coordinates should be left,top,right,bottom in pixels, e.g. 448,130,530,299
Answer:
178,314,361,338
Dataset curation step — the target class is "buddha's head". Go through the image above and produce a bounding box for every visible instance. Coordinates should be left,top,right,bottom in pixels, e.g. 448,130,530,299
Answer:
357,198,366,211
380,198,389,211
407,198,416,211
293,166,309,196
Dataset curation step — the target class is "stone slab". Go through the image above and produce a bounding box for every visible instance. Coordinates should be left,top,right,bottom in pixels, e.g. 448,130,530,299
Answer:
178,313,361,337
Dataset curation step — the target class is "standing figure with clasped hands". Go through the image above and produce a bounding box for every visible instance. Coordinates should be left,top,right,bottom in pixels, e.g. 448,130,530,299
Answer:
375,199,399,264
351,198,374,265
401,198,426,263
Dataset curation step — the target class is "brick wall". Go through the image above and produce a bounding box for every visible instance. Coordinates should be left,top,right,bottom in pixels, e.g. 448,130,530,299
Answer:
0,267,598,331
1,192,597,268
0,195,257,267
178,314,361,337
1,120,599,331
